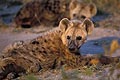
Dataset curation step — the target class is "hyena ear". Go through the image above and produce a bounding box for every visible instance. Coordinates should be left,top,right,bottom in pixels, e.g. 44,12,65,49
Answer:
59,18,71,32
82,18,94,35
85,3,97,17
69,0,78,10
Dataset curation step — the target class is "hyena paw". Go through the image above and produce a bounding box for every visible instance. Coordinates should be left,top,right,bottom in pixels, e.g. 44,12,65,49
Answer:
0,58,15,79
2,40,24,53
6,72,16,79
0,57,15,69
12,40,24,48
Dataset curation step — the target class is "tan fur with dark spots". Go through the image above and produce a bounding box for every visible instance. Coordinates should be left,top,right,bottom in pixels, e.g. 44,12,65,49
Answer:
69,0,97,20
0,18,119,79
14,0,97,27
60,18,94,54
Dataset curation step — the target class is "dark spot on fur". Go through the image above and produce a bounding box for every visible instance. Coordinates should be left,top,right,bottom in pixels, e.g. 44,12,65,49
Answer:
36,47,39,50
52,41,55,44
51,59,57,69
44,39,47,43
43,51,47,54
11,50,18,55
31,40,39,44
60,61,64,66
85,61,89,66
58,31,61,33
32,52,36,56
42,47,45,49
39,51,42,53
32,50,35,52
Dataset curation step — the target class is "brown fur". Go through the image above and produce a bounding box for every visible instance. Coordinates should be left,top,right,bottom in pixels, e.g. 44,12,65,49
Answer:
69,0,97,20
14,0,97,27
0,18,119,79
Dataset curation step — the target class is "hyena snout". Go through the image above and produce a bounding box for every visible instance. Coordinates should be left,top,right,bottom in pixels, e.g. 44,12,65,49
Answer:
68,47,75,51
68,40,79,52
59,18,94,55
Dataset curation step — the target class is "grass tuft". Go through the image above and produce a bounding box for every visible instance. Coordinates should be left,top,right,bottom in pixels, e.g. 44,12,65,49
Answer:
25,74,37,80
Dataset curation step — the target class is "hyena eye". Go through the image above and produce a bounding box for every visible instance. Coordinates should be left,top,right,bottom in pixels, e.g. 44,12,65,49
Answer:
81,15,86,19
73,14,77,17
76,36,82,40
67,36,71,40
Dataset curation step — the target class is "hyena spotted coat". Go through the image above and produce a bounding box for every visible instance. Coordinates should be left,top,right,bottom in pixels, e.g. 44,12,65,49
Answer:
14,0,97,27
0,18,119,79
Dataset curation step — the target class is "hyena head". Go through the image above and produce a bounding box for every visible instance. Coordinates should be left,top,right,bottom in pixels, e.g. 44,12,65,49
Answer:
59,18,94,54
69,0,97,20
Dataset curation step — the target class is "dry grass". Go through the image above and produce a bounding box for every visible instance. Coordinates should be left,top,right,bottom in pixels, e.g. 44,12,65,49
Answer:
104,39,120,56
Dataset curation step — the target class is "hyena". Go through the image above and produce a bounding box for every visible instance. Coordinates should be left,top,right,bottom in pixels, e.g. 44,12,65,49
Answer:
14,0,97,27
0,18,119,79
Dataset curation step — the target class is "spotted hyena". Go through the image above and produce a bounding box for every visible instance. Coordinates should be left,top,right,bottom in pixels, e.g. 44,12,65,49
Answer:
14,0,97,28
0,18,119,79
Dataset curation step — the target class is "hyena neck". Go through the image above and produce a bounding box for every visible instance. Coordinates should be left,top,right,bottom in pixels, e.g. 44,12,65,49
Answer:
41,27,62,38
74,52,81,55
43,27,63,44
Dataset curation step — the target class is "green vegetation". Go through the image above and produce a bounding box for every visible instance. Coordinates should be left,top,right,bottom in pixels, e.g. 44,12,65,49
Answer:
25,74,37,80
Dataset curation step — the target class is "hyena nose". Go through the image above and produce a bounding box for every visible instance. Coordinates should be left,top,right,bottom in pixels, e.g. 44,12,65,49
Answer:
69,47,75,51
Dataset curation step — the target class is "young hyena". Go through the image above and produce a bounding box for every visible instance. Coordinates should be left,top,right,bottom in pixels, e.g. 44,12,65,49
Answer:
14,0,97,27
0,18,119,79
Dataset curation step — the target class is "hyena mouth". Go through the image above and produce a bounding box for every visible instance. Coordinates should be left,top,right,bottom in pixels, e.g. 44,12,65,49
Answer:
68,43,82,55
68,47,80,55
71,50,80,55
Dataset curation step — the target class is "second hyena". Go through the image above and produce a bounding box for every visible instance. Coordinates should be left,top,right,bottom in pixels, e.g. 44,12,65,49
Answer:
14,0,97,27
